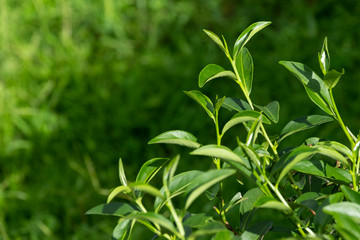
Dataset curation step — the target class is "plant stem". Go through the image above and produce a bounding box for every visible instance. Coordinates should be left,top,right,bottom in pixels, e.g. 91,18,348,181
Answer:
165,200,185,239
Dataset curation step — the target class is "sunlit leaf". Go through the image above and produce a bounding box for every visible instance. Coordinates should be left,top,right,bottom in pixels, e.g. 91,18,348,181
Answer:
324,69,344,89
198,64,236,88
136,158,168,183
233,21,271,58
254,101,280,123
222,97,252,112
341,186,360,204
148,130,201,149
203,29,227,54
323,202,360,223
318,37,330,75
119,158,128,186
162,155,180,187
191,145,246,166
184,90,215,120
246,115,262,147
255,196,291,212
279,115,333,142
86,202,138,217
236,47,253,94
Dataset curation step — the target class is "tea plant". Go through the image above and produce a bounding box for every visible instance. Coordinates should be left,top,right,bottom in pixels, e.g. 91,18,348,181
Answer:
88,22,360,239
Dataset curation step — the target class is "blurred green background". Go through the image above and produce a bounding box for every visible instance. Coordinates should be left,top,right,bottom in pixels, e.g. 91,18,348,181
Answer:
1,0,360,239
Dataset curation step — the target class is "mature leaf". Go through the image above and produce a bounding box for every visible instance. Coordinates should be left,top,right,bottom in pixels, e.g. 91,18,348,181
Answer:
183,213,213,228
222,110,270,136
108,183,163,203
330,214,360,240
162,155,180,189
184,90,215,120
199,64,236,88
188,222,226,239
233,21,271,58
191,145,246,166
279,61,332,114
255,196,291,212
86,202,138,217
279,115,333,142
240,188,264,215
213,230,234,240
246,115,262,147
148,130,201,149
324,69,344,89
123,212,178,235
292,159,352,184
316,141,352,159
240,220,273,240
272,146,317,185
107,186,132,203
119,158,128,186
254,101,280,123
154,170,203,211
340,186,360,204
185,169,236,209
225,192,245,212
222,97,252,112
323,202,360,223
236,47,254,94
112,219,131,240
314,192,343,227
313,144,349,167
240,143,261,168
203,29,227,54
136,158,168,183
318,37,330,75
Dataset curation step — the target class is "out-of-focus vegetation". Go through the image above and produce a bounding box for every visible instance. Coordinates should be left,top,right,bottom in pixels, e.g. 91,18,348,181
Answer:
0,0,359,239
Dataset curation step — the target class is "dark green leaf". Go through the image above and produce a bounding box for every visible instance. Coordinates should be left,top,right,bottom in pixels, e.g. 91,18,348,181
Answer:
148,130,201,149
222,110,270,136
318,37,330,75
240,220,273,240
185,169,236,209
183,213,213,228
233,21,271,58
199,64,236,88
189,222,226,239
279,61,332,114
239,143,261,168
86,202,138,217
236,47,253,94
240,188,264,215
191,145,246,166
184,90,215,120
314,192,343,227
324,69,344,89
254,101,280,123
292,159,351,184
341,186,360,204
136,158,168,183
222,97,252,112
279,115,333,142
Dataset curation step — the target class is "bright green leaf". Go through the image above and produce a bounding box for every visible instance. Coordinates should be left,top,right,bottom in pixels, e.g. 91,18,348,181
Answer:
183,213,213,228
191,145,246,166
324,69,344,89
162,155,180,187
148,130,201,149
136,158,168,183
222,97,252,112
313,144,349,167
318,37,330,75
203,29,227,54
236,47,253,94
240,188,264,215
279,115,333,142
112,219,131,240
254,101,280,123
323,202,360,223
199,64,236,88
213,230,234,240
340,186,360,204
239,143,261,168
246,115,262,147
185,169,236,209
255,196,291,212
233,21,271,58
184,90,215,120
119,158,128,186
86,202,138,217
316,141,352,159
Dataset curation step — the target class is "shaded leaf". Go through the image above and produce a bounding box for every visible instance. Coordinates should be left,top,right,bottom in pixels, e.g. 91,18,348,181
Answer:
324,69,344,89
330,214,360,240
279,61,332,114
199,64,236,88
86,202,138,217
222,97,252,112
222,110,270,136
233,21,271,58
148,130,201,149
340,185,360,204
185,169,236,209
213,230,234,240
236,47,254,94
188,222,226,239
240,188,264,215
184,90,215,120
183,213,213,228
314,192,343,227
254,101,280,123
279,115,333,142
240,220,273,240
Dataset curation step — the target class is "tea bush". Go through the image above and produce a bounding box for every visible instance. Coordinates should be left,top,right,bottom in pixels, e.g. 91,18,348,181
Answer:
89,22,360,239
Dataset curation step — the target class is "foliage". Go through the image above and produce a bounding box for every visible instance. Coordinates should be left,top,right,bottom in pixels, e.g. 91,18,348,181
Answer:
89,22,360,239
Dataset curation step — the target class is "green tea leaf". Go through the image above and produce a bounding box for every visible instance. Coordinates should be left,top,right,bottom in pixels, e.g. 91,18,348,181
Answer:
213,230,234,240
240,188,264,215
184,90,215,120
318,37,330,75
316,141,352,159
254,101,280,123
273,146,317,185
185,169,236,209
162,155,180,187
240,143,261,168
183,213,213,228
86,202,138,217
314,192,343,227
222,97,252,112
233,21,271,58
108,186,132,203
340,185,360,204
198,64,236,88
136,158,168,183
292,159,351,184
329,214,360,240
323,69,344,89
279,61,332,114
119,158,128,186
255,196,291,212
191,145,246,166
112,219,131,240
148,130,201,149
246,115,262,147
279,115,333,142
323,202,360,223
240,220,273,240
188,222,226,239
203,29,227,54
222,110,270,136
235,47,254,94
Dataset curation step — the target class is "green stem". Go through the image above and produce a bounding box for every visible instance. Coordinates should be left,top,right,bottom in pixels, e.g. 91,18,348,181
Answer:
165,201,185,239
